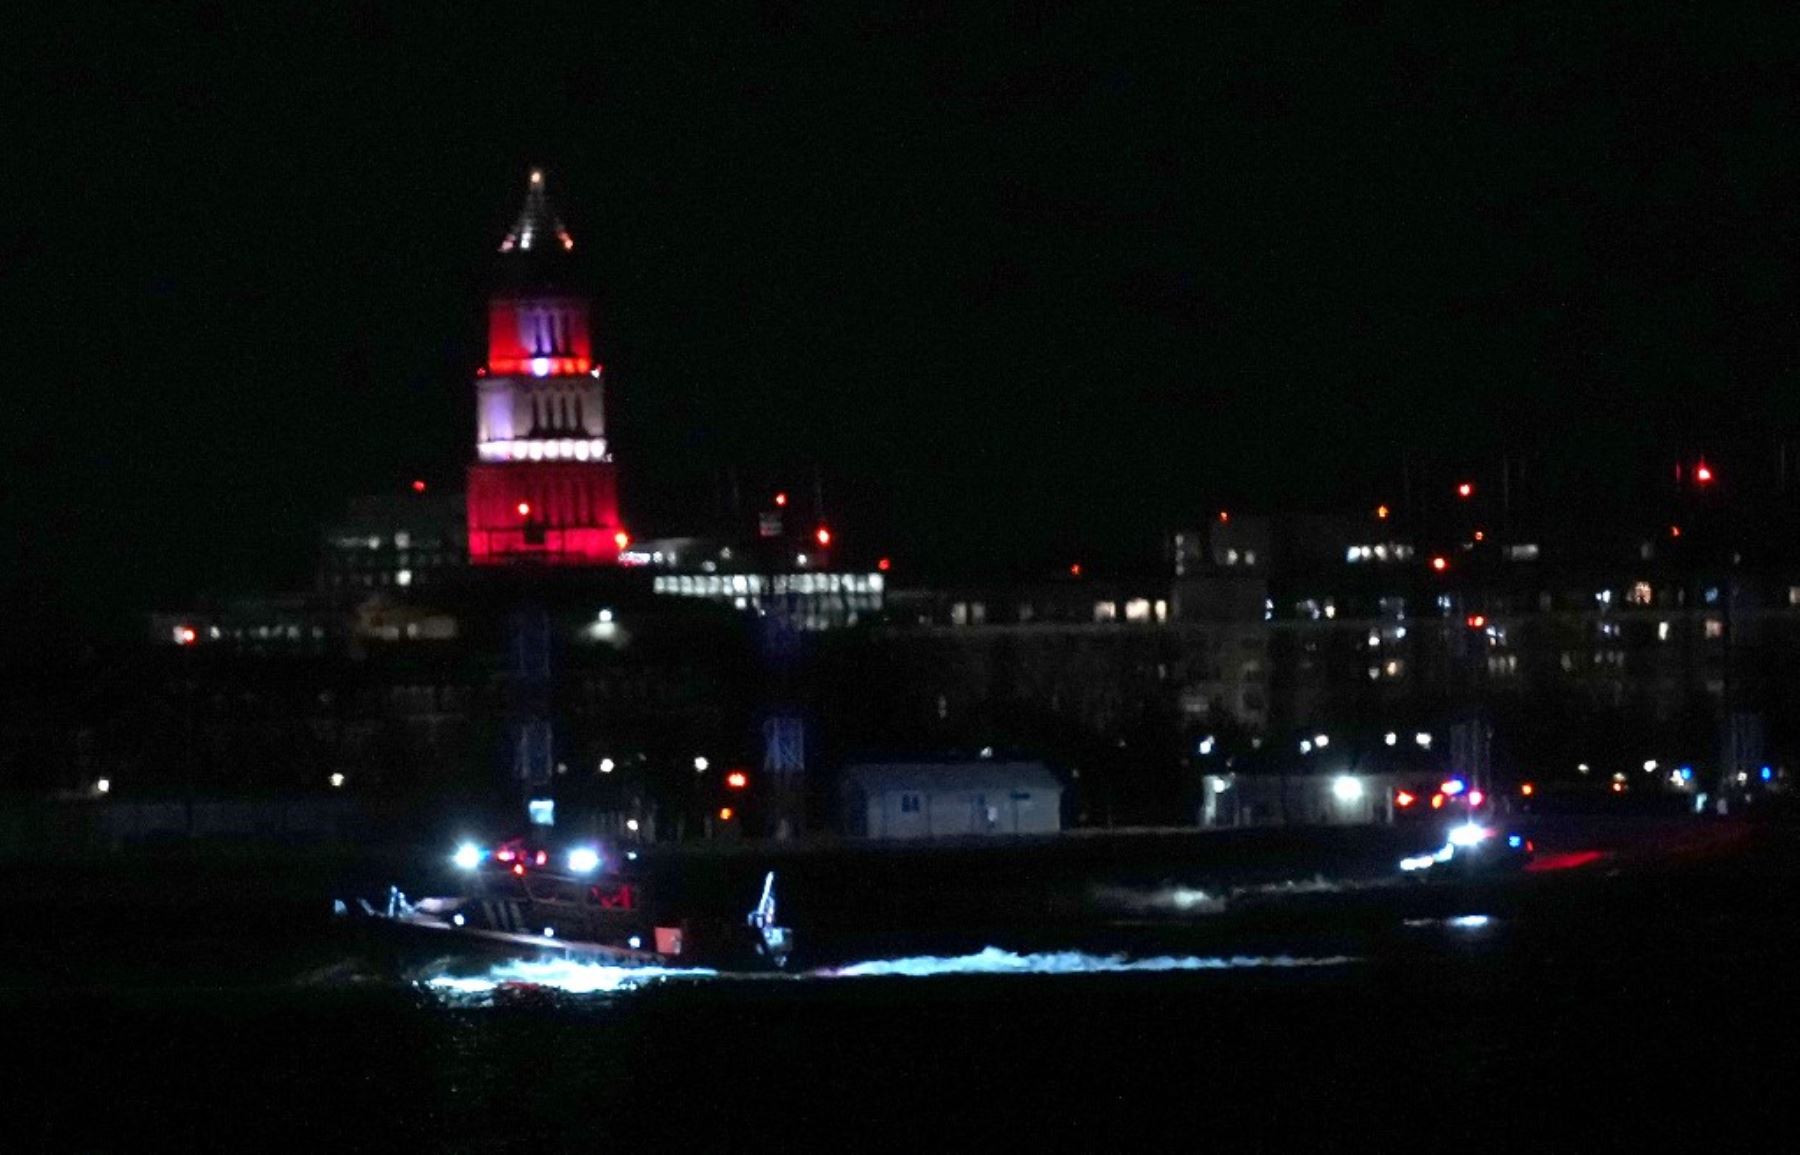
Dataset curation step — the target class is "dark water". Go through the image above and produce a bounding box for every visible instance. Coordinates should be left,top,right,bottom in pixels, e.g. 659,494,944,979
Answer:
3,823,1796,1151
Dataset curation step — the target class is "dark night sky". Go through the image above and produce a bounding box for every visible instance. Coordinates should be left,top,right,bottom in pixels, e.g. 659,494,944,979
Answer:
6,3,1796,629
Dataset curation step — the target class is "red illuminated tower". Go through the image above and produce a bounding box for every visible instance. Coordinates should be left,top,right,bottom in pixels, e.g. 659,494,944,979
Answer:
467,169,627,564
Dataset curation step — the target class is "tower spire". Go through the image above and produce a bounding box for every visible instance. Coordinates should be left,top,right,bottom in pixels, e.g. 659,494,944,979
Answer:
499,167,575,254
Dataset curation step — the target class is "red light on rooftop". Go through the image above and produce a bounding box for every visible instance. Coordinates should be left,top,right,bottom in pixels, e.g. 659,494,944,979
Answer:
717,807,734,822
411,479,427,494
1430,556,1449,573
1218,510,1230,524
1070,563,1083,577
1695,461,1715,484
1521,782,1535,797
517,501,532,518
1670,524,1683,538
774,492,789,507
726,771,748,790
1376,504,1390,520
1473,530,1485,542
877,557,892,572
815,526,832,547
1457,482,1474,499
1466,614,1487,629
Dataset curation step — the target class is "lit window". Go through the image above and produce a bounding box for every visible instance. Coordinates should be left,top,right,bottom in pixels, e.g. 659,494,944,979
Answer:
1094,602,1118,622
1705,618,1724,639
396,569,413,587
1124,598,1151,622
1629,582,1653,606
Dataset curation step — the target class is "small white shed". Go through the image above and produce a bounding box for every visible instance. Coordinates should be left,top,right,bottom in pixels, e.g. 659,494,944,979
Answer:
840,761,1063,839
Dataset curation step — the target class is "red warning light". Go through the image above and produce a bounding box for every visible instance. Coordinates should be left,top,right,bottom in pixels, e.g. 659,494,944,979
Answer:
1395,790,1416,808
1670,525,1682,538
1218,510,1230,524
1466,614,1487,629
1431,556,1449,573
1457,482,1474,499
411,479,427,494
1070,563,1083,577
1468,789,1485,807
1695,461,1715,485
726,771,748,790
176,626,198,646
815,526,832,547
774,492,789,507
877,557,892,572
512,863,525,876
1520,782,1535,797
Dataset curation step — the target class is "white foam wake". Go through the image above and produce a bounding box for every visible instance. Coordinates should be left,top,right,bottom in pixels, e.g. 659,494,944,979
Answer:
426,957,717,996
823,946,1356,978
422,946,1357,998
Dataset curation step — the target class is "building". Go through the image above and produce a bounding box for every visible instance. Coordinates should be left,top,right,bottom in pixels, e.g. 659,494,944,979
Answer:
840,761,1063,838
467,169,628,565
320,493,468,593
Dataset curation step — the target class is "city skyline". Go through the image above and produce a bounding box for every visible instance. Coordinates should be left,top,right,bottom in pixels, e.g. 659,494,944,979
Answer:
9,6,1794,627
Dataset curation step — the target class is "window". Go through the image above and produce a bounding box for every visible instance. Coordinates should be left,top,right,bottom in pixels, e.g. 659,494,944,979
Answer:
899,793,922,814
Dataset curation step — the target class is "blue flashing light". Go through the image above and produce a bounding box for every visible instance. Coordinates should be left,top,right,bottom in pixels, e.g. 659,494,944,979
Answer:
1761,766,1773,782
1507,835,1522,849
1441,778,1467,797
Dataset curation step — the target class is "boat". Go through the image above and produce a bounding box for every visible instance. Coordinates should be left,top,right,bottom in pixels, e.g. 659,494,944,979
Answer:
346,834,794,972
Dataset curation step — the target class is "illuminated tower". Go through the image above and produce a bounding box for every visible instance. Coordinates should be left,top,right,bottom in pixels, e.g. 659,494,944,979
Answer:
467,169,627,564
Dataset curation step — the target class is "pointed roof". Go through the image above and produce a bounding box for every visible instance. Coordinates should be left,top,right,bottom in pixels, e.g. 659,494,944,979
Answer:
498,168,575,254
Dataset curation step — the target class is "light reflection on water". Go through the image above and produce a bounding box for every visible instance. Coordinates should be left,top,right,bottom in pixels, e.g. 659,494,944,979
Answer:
423,946,1358,999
